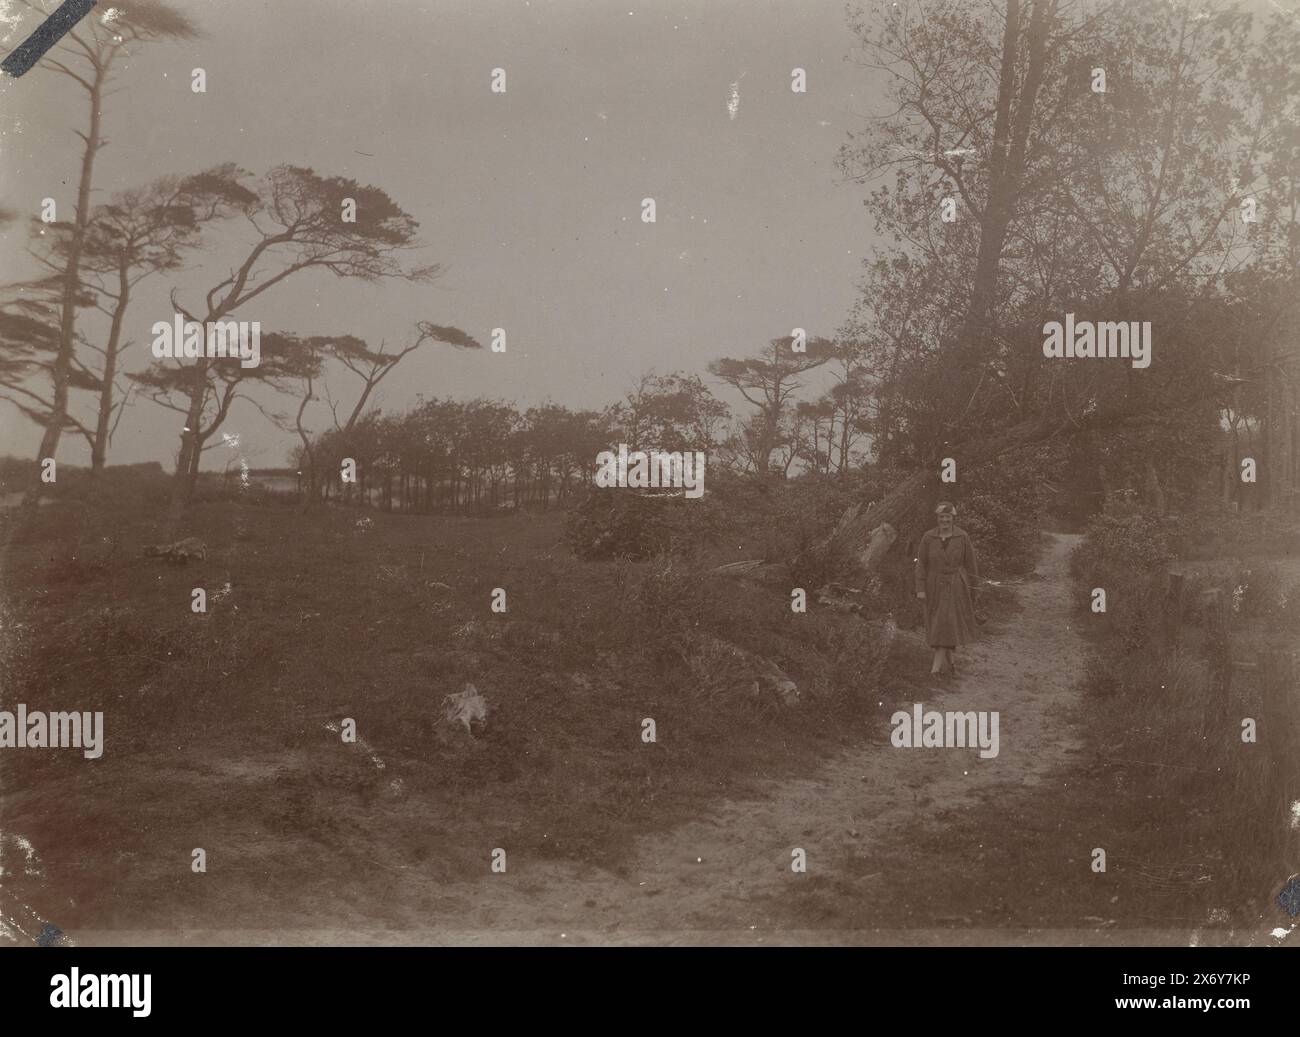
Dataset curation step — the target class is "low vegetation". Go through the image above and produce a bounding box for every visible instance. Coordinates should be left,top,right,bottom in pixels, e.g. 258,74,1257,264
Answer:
0,466,905,929
1070,498,1300,924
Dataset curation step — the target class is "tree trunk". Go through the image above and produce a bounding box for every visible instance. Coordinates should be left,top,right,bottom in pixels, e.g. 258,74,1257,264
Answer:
859,522,899,571
294,379,317,511
31,66,106,498
92,257,131,471
947,0,1055,420
164,355,211,533
790,417,1056,584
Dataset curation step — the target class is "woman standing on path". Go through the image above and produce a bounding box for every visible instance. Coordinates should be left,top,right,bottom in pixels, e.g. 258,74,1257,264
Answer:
915,501,981,677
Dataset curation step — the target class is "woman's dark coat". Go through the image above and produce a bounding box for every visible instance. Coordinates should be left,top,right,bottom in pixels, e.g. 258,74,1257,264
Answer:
914,525,980,648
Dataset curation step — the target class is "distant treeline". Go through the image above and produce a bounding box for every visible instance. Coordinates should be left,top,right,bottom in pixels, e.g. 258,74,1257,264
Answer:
293,372,733,513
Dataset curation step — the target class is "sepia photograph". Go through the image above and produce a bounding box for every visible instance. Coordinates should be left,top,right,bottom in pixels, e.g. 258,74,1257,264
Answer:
0,0,1297,1011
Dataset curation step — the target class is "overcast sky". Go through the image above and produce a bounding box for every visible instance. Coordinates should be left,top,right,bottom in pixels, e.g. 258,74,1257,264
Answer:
0,0,882,469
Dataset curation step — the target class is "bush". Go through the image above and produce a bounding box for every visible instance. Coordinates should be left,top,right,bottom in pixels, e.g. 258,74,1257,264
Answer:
692,468,870,574
1178,505,1300,560
0,457,170,504
607,555,717,659
942,444,1059,578
564,488,722,561
956,491,1040,577
1069,500,1178,654
1070,502,1175,584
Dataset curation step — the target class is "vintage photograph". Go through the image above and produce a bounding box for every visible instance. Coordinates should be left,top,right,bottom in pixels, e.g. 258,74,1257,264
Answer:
0,0,1298,951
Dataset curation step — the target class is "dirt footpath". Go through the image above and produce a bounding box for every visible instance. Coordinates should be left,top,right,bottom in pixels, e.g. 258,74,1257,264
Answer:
61,532,1095,945
433,532,1089,944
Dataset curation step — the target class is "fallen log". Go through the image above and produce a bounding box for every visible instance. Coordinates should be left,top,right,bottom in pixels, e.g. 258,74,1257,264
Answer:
711,417,1059,590
802,418,1064,580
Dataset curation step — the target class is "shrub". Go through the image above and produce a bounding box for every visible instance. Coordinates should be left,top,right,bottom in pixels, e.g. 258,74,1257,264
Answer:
1070,502,1175,585
819,617,893,707
1179,505,1300,560
955,491,1040,577
939,444,1059,578
609,555,716,657
564,488,722,561
0,457,171,505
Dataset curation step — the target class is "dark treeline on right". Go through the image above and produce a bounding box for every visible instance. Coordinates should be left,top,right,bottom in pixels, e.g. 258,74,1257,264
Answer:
826,0,1298,530
549,0,1300,621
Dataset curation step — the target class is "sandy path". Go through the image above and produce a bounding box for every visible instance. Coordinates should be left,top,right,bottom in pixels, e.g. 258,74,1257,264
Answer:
74,532,1089,946
452,532,1088,944
462,531,1089,943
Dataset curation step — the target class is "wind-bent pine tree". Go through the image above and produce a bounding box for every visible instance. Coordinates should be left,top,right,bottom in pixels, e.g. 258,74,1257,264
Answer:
15,0,198,498
156,165,443,529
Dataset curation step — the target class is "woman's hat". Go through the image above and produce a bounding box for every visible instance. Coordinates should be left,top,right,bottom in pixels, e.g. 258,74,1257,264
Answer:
935,501,957,516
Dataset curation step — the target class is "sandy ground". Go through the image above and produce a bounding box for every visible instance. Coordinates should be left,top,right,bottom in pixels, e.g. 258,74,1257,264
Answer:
34,532,1113,946
20,530,1286,946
